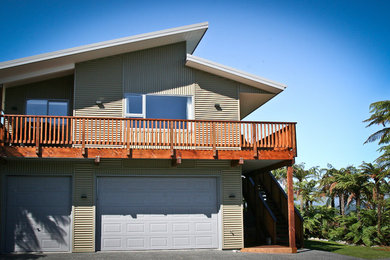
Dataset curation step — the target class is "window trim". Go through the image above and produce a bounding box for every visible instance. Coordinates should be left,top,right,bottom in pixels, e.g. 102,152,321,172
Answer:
124,93,146,118
124,93,194,120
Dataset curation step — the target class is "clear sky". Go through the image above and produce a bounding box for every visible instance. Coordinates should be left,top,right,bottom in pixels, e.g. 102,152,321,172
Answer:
1,0,389,169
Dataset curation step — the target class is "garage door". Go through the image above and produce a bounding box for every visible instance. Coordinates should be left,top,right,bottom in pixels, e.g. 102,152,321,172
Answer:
97,177,219,251
4,176,71,252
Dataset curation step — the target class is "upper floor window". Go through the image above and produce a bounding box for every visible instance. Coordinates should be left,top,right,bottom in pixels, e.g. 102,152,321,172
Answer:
125,94,193,120
26,99,69,116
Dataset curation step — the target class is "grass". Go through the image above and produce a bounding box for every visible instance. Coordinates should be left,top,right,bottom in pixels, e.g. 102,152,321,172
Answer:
304,239,390,259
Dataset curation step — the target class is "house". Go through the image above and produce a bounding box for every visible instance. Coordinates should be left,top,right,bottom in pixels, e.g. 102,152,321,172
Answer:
0,22,302,254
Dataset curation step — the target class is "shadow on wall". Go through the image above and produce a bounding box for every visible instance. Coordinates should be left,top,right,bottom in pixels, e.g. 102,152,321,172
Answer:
5,176,71,253
6,209,70,252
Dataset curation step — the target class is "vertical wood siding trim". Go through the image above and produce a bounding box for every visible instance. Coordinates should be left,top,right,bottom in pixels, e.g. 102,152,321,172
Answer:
73,166,95,252
222,168,243,249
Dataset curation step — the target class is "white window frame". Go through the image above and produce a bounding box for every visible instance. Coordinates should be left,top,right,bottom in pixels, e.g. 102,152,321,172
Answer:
124,93,194,120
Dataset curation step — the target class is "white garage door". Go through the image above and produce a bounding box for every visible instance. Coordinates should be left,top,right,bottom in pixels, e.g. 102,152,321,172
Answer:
97,177,219,251
5,176,72,252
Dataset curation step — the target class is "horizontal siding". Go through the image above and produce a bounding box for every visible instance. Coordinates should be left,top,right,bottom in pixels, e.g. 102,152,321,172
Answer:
73,166,95,252
1,159,244,251
222,169,243,249
194,71,239,121
1,159,73,175
74,56,123,117
123,42,194,96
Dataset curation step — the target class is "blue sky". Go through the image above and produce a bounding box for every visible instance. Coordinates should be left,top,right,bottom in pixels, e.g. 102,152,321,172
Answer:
1,0,389,169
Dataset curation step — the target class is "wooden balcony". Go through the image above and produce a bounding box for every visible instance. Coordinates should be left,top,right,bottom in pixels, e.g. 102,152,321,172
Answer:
0,115,297,162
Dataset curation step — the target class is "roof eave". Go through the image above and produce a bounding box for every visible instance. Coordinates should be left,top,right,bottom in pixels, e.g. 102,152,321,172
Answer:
0,22,208,71
185,54,286,94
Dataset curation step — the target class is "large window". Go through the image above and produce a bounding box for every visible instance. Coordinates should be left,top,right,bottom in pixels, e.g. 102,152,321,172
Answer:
125,94,193,120
26,99,69,116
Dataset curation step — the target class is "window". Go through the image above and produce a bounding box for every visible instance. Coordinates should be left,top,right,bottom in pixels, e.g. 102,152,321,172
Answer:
26,99,69,116
125,94,193,120
124,94,145,118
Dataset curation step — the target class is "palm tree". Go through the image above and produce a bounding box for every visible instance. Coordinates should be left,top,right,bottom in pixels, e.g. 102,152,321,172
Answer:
319,164,338,208
360,162,389,236
293,163,319,212
330,168,349,216
364,100,390,146
364,100,390,166
272,167,287,187
340,166,368,219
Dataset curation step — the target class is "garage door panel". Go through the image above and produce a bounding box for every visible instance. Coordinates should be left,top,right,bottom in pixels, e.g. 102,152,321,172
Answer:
98,177,219,251
5,176,71,253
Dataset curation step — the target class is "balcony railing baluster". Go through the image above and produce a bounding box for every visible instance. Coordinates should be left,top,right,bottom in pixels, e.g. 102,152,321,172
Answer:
0,115,296,156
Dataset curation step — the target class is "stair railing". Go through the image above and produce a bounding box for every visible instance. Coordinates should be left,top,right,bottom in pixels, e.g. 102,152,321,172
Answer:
258,171,304,248
244,176,277,244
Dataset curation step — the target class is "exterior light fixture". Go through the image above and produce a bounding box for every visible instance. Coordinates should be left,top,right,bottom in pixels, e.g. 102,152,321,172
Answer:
96,100,104,109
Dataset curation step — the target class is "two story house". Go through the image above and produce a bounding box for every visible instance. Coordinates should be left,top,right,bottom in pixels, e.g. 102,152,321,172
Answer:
0,22,302,254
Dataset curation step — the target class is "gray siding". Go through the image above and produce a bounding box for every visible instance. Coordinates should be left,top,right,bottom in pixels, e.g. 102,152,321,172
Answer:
74,42,252,121
74,56,123,117
4,75,74,115
123,42,195,96
0,159,243,252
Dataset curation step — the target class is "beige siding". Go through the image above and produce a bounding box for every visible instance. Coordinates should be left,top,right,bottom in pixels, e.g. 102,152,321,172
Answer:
73,165,95,252
194,71,239,121
4,75,74,115
74,56,123,117
73,42,245,121
222,169,243,249
123,42,195,96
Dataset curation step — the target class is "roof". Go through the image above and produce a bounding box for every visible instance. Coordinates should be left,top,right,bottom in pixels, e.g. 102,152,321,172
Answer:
185,54,286,94
0,22,286,118
0,22,208,86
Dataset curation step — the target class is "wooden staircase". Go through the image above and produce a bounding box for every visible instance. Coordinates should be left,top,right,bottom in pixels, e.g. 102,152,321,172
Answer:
243,171,304,248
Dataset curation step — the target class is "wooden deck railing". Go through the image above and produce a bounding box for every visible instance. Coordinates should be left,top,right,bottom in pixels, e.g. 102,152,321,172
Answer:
0,115,296,153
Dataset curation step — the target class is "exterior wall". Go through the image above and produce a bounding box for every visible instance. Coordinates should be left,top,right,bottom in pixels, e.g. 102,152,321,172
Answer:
74,56,123,117
74,42,247,121
194,71,239,121
123,42,195,96
0,159,243,252
4,75,74,115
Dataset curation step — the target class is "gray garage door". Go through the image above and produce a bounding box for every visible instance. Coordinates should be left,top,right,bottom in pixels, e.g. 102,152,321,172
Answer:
97,177,219,251
4,176,71,252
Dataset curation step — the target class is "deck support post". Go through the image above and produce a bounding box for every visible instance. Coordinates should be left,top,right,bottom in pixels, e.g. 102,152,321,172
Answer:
287,165,296,251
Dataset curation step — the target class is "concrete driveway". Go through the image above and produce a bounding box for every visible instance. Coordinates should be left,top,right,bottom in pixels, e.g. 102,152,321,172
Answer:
0,249,362,260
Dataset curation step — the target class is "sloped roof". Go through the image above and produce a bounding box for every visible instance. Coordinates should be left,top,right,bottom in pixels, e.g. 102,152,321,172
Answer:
0,22,208,86
0,22,286,118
